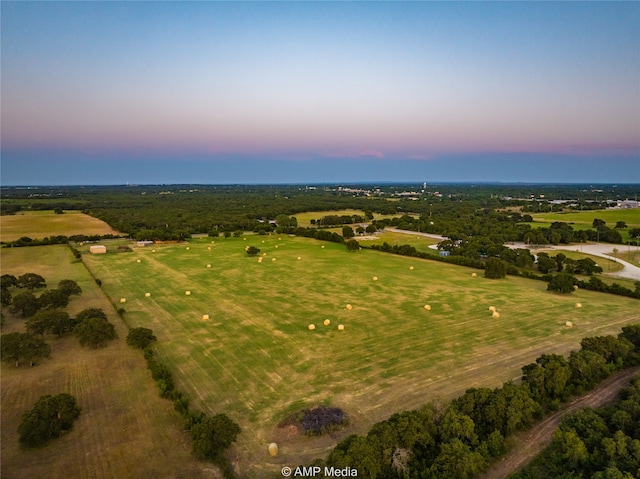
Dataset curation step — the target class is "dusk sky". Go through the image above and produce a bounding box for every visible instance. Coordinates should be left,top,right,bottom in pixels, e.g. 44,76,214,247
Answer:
1,1,639,185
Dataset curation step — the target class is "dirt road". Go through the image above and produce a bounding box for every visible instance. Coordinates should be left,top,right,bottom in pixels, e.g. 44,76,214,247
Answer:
479,366,640,479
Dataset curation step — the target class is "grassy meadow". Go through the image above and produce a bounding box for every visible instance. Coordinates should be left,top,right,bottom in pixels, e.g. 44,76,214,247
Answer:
0,211,122,242
0,246,207,479
531,209,640,242
79,234,640,478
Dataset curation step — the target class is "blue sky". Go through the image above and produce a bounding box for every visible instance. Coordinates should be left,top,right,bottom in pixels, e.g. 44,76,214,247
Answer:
1,1,639,185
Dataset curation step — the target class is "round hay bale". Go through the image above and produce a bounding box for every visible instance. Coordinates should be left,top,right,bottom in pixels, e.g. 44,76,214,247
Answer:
372,276,378,281
323,319,331,326
297,256,301,260
489,306,496,312
471,272,477,277
263,253,267,256
492,311,500,318
136,259,141,263
258,258,262,263
321,245,325,249
245,246,249,251
207,246,211,250
575,303,582,308
565,321,573,328
278,237,282,240
202,314,209,320
120,298,126,303
262,240,265,243
185,291,191,296
207,264,211,268
272,257,276,262
338,324,345,331
409,266,414,270
211,241,215,244
424,304,431,310
308,324,315,331
186,247,190,250
573,285,579,290
244,237,246,240
268,442,278,457
144,293,151,298
346,304,353,310
275,245,279,248
152,249,156,252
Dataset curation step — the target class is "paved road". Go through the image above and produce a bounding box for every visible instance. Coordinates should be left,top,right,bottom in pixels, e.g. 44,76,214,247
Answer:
505,242,640,281
382,228,640,281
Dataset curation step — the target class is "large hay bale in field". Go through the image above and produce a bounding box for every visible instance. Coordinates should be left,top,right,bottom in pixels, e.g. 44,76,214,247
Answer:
207,246,211,250
324,319,331,326
575,303,582,308
152,249,156,252
244,237,246,241
202,314,209,320
372,276,378,281
136,259,141,263
492,311,500,318
262,240,265,243
185,291,191,296
207,264,211,268
565,321,573,328
145,293,151,298
275,245,279,248
272,257,276,262
308,324,315,331
268,442,278,457
297,256,301,260
573,285,579,290
489,306,496,312
120,298,126,303
338,324,345,331
278,237,282,240
263,253,267,256
345,304,352,310
424,304,431,310
471,272,477,277
409,266,414,270
245,246,249,251
321,245,325,249
258,258,263,263
186,247,190,250
211,241,215,244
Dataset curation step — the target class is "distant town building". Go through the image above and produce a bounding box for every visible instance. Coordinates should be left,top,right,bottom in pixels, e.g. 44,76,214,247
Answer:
89,245,107,254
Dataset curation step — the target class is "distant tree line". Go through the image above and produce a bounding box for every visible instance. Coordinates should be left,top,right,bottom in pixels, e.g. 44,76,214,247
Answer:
303,324,640,479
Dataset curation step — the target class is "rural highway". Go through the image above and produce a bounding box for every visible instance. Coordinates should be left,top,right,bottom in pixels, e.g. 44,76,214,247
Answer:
382,228,640,281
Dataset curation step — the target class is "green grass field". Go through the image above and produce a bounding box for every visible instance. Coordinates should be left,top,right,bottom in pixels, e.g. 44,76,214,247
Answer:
0,211,122,242
294,209,413,227
0,246,205,479
80,235,640,477
531,209,640,242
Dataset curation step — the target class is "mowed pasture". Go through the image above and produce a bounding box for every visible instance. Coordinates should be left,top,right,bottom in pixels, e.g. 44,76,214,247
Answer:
81,235,640,478
532,209,640,241
0,210,122,242
0,246,206,479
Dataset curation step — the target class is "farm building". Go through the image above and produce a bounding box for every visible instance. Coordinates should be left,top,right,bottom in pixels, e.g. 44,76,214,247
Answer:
136,240,154,247
439,250,450,257
89,245,107,254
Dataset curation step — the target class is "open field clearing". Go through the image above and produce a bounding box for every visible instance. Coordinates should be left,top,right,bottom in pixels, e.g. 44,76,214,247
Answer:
0,246,206,479
531,209,640,242
358,230,440,252
80,235,640,478
0,210,122,242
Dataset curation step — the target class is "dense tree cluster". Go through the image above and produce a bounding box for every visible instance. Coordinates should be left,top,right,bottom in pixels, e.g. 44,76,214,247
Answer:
18,393,81,447
307,325,640,479
511,375,640,479
1,331,51,367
